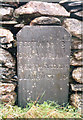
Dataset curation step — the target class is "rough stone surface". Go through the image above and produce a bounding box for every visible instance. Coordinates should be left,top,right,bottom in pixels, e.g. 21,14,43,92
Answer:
71,39,83,50
60,1,82,13
71,11,83,21
0,48,15,68
17,26,71,107
0,48,16,82
71,84,83,91
0,82,16,94
72,67,83,83
70,57,83,66
14,23,24,28
0,7,14,20
60,0,82,3
0,27,14,43
74,51,83,60
30,17,61,25
14,1,70,17
0,21,17,25
63,18,83,39
0,92,16,105
70,93,83,109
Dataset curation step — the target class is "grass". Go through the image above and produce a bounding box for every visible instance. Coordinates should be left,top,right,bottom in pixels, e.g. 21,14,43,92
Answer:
0,101,82,119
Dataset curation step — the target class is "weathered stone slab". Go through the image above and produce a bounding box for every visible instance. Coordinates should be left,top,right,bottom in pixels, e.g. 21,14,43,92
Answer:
17,26,71,107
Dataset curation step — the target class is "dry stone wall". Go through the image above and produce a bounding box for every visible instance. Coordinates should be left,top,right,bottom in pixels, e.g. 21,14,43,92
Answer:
0,0,82,108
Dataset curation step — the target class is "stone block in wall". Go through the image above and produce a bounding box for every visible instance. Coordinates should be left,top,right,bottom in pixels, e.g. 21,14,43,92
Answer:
60,0,82,13
0,27,16,49
14,23,24,28
71,84,83,91
71,38,83,50
71,11,83,21
14,1,70,20
30,17,61,26
74,50,83,60
0,7,14,20
0,27,14,44
70,93,83,109
0,21,18,25
63,18,82,39
0,48,16,82
70,57,83,66
72,67,83,83
0,92,16,105
0,82,16,94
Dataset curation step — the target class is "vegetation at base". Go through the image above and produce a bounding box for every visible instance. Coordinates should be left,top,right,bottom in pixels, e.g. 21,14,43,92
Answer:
0,101,82,119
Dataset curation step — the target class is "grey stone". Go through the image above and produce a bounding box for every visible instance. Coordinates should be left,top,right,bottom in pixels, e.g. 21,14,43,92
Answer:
0,82,16,94
1,0,61,2
0,7,14,20
71,11,83,21
72,67,83,83
14,1,70,18
60,0,82,3
0,48,15,68
17,26,71,107
70,57,83,66
73,11,83,18
0,48,16,82
0,92,16,105
0,27,15,49
70,93,83,109
71,38,83,50
0,27,14,44
74,51,83,60
60,1,82,13
30,16,61,26
71,84,83,91
0,21,18,25
14,23,24,28
63,18,83,39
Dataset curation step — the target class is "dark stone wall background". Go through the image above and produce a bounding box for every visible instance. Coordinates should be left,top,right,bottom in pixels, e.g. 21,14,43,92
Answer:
0,0,82,109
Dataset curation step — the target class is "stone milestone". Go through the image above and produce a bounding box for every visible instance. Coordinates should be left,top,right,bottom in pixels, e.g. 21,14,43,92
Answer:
17,26,71,107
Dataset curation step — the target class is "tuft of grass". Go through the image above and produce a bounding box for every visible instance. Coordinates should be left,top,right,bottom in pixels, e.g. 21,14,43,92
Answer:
0,101,82,119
